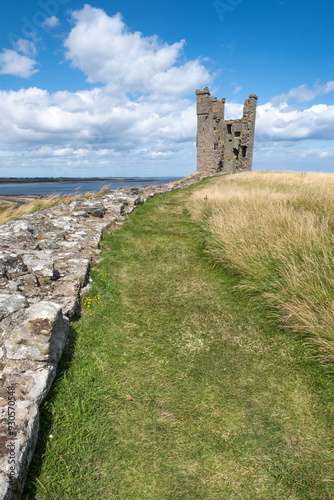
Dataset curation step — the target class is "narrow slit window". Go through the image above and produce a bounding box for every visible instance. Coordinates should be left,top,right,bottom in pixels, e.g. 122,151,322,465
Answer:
242,146,247,157
214,143,218,150
227,124,232,134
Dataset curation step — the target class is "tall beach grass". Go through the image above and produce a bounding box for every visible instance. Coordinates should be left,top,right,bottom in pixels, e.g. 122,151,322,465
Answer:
187,171,334,363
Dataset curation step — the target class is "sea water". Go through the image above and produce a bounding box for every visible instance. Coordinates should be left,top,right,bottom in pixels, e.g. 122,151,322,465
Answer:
0,178,182,196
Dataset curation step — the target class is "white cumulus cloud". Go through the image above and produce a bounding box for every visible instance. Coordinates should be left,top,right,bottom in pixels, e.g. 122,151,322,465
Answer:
43,16,60,28
272,81,334,104
0,49,38,78
64,5,210,96
256,101,334,141
14,39,37,57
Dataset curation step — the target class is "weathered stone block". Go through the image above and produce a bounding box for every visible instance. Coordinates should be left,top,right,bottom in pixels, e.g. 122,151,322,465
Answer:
4,302,69,363
0,292,28,321
0,400,39,500
0,255,28,279
81,203,107,218
22,252,56,280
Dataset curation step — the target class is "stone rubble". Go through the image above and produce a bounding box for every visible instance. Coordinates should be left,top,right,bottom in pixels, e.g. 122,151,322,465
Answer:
0,174,208,499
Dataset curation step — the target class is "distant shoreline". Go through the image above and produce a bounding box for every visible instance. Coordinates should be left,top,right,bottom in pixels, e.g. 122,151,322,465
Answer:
0,194,42,205
0,176,183,198
0,176,172,185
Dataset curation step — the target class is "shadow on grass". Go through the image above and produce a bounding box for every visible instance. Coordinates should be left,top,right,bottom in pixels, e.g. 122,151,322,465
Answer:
22,322,80,500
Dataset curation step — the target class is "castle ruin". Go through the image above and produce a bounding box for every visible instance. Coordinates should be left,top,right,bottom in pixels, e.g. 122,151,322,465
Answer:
196,87,258,174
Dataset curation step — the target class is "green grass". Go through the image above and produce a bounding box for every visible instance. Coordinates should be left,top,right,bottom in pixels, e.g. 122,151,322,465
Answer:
24,180,334,499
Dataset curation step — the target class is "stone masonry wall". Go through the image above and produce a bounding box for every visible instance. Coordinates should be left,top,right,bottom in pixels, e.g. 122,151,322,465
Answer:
0,174,210,499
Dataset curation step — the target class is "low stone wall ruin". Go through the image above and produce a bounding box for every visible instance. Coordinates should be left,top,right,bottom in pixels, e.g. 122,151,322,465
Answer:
0,174,207,499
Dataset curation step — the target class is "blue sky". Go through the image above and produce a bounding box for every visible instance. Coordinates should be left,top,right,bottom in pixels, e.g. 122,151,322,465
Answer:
0,0,333,177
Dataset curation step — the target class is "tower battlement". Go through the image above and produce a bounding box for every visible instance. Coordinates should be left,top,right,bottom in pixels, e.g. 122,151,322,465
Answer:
196,88,257,174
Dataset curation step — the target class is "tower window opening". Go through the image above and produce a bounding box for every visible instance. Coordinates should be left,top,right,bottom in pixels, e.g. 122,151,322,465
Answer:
235,131,241,137
233,148,239,159
242,146,247,157
214,143,218,150
227,124,232,134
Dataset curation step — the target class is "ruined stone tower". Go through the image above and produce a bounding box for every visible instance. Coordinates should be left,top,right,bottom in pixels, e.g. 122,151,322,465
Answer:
196,87,258,174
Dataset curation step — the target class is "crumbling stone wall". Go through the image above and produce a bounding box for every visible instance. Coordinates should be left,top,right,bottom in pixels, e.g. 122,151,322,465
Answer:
196,87,258,174
0,173,210,499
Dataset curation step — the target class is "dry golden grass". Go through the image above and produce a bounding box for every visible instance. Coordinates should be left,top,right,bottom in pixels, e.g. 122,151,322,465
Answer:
172,172,199,186
0,185,111,226
0,200,17,214
188,171,334,363
0,196,66,226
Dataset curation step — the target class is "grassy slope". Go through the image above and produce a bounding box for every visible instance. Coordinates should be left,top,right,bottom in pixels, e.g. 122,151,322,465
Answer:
24,180,333,499
187,172,334,363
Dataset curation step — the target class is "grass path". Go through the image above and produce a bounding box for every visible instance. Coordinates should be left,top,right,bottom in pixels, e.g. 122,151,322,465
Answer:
25,182,334,499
